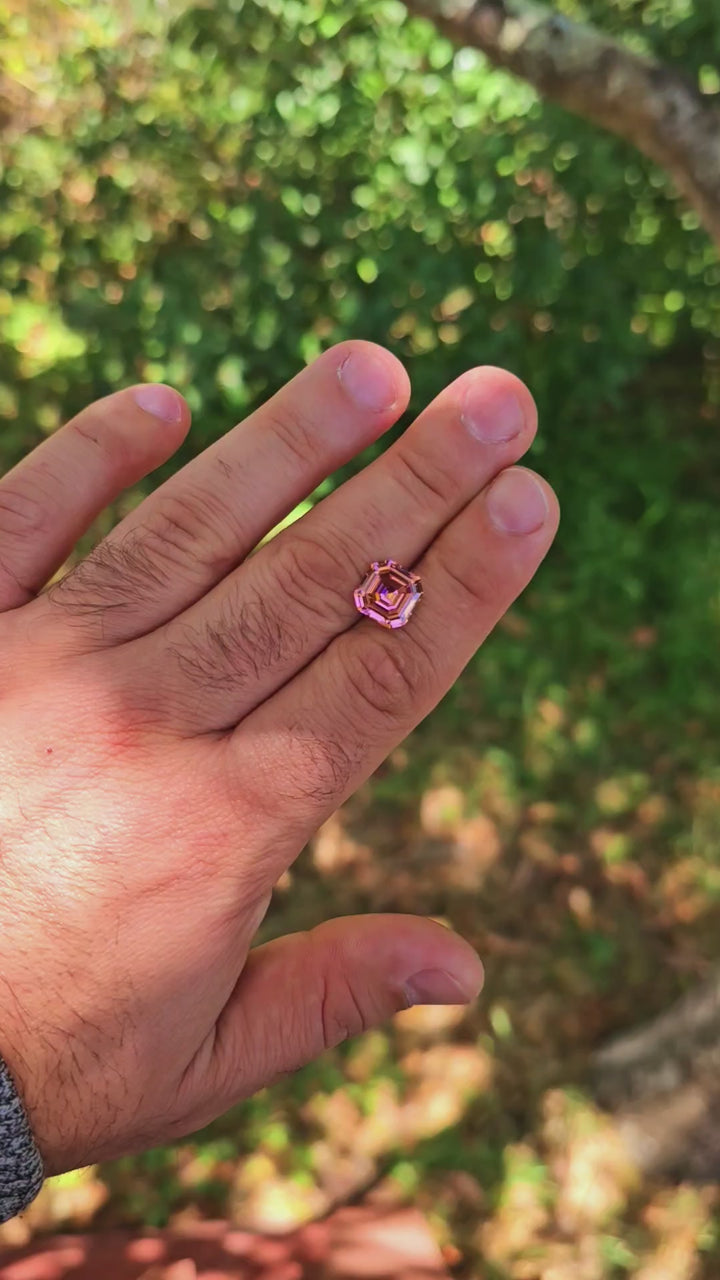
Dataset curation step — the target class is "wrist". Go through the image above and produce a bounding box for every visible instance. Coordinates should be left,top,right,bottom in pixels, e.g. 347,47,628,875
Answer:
0,1052,44,1221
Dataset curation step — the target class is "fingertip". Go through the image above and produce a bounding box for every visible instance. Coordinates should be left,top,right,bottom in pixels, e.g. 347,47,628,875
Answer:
486,466,558,537
131,383,190,430
543,475,560,530
403,965,483,1007
330,913,484,1004
457,366,538,444
406,920,485,1004
481,367,538,437
530,469,560,533
333,339,411,417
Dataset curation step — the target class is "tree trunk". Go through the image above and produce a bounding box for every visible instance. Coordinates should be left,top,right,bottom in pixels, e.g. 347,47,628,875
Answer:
592,968,720,1179
402,0,720,249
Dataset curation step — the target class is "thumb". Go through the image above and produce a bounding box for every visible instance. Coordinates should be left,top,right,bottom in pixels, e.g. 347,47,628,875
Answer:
205,914,483,1106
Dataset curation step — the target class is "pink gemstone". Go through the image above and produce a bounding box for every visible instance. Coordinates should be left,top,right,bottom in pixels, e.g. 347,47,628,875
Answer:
353,560,423,629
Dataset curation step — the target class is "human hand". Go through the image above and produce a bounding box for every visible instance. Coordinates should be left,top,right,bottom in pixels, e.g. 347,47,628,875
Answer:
0,342,557,1174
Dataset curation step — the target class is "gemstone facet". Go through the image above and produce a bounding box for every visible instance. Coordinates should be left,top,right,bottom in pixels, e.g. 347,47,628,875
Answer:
353,560,423,630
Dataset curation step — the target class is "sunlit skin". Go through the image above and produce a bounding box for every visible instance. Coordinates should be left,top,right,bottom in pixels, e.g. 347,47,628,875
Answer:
0,341,558,1174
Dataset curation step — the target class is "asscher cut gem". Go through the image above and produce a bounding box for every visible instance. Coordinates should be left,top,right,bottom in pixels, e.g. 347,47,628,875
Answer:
354,560,423,630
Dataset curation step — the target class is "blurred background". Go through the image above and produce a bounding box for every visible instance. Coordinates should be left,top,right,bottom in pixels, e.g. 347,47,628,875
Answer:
2,0,720,1276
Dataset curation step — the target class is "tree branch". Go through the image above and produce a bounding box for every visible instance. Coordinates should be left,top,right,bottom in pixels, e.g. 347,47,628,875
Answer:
402,0,720,247
591,967,720,1179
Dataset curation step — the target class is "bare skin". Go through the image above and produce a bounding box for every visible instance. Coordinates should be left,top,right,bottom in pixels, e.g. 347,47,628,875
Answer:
0,341,558,1175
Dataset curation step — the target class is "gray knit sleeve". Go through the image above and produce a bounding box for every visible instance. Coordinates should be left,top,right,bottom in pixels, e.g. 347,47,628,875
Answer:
0,1057,44,1221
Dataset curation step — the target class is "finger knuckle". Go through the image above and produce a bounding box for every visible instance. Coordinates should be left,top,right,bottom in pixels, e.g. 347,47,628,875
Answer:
169,589,284,694
339,633,419,727
242,718,359,831
0,483,52,542
391,442,464,510
47,533,165,620
264,401,320,470
319,970,369,1049
148,491,237,579
67,412,116,462
271,530,356,631
433,540,495,613
289,720,359,807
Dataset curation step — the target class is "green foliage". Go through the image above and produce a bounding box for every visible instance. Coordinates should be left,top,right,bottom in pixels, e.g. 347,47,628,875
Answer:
563,0,720,72
2,0,720,456
6,1,720,1271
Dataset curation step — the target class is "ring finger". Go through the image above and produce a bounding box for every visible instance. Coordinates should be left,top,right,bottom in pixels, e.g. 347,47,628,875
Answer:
229,464,559,884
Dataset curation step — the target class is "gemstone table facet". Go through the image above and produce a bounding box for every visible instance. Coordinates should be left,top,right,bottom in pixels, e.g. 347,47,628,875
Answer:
353,560,423,630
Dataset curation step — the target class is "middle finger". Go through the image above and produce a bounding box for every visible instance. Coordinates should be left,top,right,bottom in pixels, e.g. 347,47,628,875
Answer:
132,366,537,733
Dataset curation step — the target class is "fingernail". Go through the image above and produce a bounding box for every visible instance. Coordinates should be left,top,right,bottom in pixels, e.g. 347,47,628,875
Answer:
338,352,398,413
403,968,481,1007
487,467,549,535
133,384,184,423
461,380,525,443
